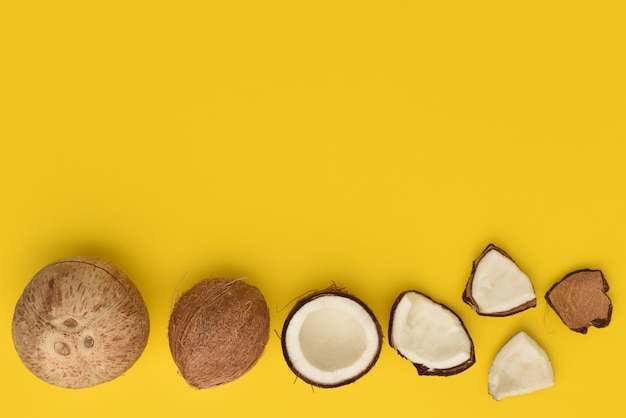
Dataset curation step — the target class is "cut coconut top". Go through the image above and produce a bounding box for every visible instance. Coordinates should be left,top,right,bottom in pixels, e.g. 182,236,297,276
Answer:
281,291,382,388
389,291,474,376
464,244,536,316
488,331,554,401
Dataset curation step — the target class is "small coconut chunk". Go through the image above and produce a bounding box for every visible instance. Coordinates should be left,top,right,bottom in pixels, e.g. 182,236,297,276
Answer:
389,291,475,376
281,291,382,388
463,244,536,316
545,269,612,334
488,331,554,401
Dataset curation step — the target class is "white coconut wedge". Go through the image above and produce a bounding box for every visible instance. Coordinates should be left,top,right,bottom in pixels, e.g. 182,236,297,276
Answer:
488,331,555,401
281,289,382,388
463,244,536,316
389,291,475,376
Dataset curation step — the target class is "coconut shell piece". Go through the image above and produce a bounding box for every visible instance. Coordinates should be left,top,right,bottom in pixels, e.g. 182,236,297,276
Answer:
463,244,536,316
11,257,150,389
389,291,475,376
545,269,612,334
168,278,270,389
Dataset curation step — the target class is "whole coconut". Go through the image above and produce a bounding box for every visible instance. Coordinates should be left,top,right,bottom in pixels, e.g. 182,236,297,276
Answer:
168,278,270,389
11,257,150,389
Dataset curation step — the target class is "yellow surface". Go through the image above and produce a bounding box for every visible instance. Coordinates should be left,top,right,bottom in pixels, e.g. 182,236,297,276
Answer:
1,1,624,416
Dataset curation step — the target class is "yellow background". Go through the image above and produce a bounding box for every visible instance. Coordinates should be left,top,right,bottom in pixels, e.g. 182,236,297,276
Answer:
1,1,624,417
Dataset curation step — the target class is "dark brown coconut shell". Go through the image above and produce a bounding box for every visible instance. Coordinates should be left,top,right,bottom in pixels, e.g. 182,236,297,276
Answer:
11,257,150,389
168,278,270,389
281,289,383,388
545,269,612,334
463,243,536,316
389,290,475,376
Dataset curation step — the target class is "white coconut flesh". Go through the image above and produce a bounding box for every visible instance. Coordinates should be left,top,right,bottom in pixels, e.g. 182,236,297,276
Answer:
283,294,381,387
390,292,473,372
471,249,535,314
488,331,554,401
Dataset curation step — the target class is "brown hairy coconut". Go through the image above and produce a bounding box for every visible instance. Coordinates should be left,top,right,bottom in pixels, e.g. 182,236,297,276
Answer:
11,257,150,389
168,278,270,389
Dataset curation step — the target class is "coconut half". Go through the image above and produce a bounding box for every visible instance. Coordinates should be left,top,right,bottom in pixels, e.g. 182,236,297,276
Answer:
463,244,536,316
11,257,150,389
545,269,612,334
281,290,382,388
389,291,475,376
488,331,554,401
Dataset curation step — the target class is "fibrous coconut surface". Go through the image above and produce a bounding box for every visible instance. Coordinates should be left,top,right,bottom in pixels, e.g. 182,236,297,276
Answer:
168,278,270,389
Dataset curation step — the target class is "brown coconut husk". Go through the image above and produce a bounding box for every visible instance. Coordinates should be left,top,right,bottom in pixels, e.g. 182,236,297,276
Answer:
168,278,270,389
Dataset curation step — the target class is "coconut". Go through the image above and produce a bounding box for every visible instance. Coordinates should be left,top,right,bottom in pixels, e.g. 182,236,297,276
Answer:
389,291,475,376
11,257,150,389
463,244,536,316
488,331,555,401
545,269,612,333
281,288,382,388
168,278,270,389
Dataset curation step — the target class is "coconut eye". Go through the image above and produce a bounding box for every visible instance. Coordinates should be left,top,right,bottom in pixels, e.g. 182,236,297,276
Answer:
63,318,78,328
84,336,94,349
54,342,71,356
